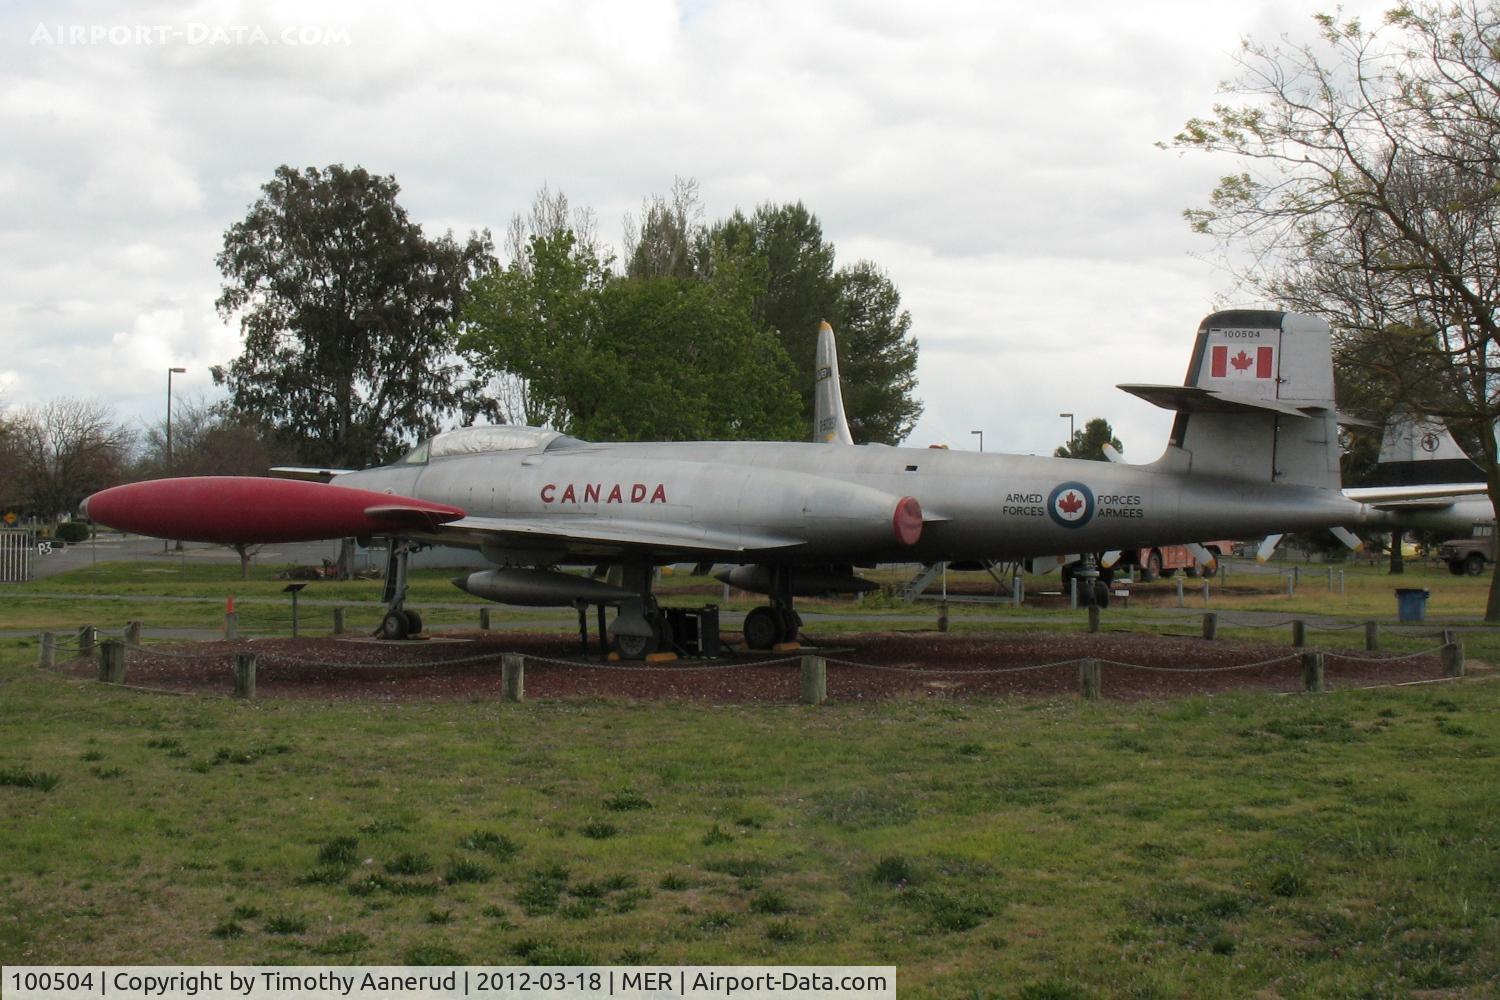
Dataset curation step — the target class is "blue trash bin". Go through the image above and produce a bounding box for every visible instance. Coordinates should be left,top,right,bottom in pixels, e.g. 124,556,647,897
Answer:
1395,588,1430,623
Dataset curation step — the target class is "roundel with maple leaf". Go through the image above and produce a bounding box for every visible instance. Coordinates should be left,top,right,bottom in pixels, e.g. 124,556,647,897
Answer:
1047,481,1094,529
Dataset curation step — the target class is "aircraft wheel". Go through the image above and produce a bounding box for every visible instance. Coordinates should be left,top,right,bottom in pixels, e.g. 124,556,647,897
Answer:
380,609,410,640
1093,581,1111,608
775,607,801,645
743,606,780,650
1465,553,1486,576
615,630,655,660
404,610,424,635
1200,559,1219,578
1449,560,1467,576
1142,553,1161,582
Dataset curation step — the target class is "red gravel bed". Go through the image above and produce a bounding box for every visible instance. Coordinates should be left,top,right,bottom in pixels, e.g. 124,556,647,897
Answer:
52,629,1458,702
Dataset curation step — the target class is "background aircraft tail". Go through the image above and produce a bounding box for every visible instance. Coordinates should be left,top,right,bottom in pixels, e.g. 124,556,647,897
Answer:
813,320,855,445
1119,310,1341,490
1366,408,1483,486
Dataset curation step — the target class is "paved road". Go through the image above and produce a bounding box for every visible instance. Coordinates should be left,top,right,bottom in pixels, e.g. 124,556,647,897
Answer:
24,535,488,580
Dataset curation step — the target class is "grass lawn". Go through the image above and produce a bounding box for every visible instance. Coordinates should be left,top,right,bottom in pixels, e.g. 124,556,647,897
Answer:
2,559,1499,996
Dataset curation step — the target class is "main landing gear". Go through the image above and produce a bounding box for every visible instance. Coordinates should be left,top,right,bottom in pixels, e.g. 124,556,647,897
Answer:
609,562,802,660
739,564,801,651
378,539,425,640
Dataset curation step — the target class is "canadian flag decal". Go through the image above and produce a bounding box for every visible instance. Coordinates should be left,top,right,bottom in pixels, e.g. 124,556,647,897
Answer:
1210,344,1274,379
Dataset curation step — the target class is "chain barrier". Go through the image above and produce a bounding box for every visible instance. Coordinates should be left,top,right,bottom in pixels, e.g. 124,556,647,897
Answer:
1323,646,1446,664
823,656,1078,676
1096,654,1299,674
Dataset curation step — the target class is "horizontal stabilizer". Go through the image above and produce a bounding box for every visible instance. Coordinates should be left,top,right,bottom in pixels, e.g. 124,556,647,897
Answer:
1118,383,1320,418
1345,483,1487,505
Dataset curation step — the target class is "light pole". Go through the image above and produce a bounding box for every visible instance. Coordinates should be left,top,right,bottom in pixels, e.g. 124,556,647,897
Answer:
166,367,186,471
971,429,983,453
166,367,186,553
1059,412,1075,452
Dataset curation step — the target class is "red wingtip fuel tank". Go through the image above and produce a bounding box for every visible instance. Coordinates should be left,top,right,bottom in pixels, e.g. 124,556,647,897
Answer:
80,477,466,544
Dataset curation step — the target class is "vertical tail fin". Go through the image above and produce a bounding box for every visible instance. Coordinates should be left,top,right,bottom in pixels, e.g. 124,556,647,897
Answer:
813,320,855,445
1118,311,1342,489
1368,409,1482,486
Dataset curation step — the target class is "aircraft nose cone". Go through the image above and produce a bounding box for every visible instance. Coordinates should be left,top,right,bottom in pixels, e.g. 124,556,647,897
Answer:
451,574,474,594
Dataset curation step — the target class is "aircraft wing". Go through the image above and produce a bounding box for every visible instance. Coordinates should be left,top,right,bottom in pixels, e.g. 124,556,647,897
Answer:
433,515,804,556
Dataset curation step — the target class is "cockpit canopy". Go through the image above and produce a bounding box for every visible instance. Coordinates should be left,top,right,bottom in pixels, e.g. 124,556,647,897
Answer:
400,426,582,464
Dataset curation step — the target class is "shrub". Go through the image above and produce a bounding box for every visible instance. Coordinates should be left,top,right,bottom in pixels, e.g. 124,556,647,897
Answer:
56,521,90,543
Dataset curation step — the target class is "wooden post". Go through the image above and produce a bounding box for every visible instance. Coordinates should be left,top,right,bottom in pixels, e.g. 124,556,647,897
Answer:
1202,612,1218,641
1176,576,1185,608
1087,605,1101,633
124,620,142,647
1291,619,1306,647
937,603,949,633
800,654,827,705
1012,576,1023,607
97,640,126,684
1301,651,1324,693
224,611,239,640
1364,620,1379,651
502,652,525,703
333,607,346,635
1078,658,1101,700
1286,574,1295,597
1441,642,1465,678
38,632,55,669
233,651,256,699
1201,580,1210,606
480,607,492,630
78,625,97,657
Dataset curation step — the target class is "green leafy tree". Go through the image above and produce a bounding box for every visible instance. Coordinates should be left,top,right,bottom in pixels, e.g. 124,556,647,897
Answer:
832,261,923,443
1054,418,1122,461
213,164,497,467
1170,3,1500,614
460,229,613,431
712,202,921,443
462,229,801,441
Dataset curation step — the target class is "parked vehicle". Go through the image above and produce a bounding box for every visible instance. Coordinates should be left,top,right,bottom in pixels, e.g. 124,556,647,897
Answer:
1438,522,1497,576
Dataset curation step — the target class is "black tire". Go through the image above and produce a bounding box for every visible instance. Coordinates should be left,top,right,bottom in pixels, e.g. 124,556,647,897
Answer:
1093,580,1111,608
1161,568,1177,578
404,609,423,635
1465,553,1486,576
615,630,655,660
1449,560,1467,576
380,610,409,640
1142,552,1162,582
1185,564,1200,578
776,607,802,645
743,606,780,650
1200,557,1219,578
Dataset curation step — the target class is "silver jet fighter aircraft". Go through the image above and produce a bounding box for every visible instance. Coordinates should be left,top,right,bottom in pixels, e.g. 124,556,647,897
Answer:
84,309,1363,656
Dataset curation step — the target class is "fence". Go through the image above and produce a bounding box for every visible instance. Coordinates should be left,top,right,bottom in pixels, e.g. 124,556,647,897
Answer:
0,528,34,582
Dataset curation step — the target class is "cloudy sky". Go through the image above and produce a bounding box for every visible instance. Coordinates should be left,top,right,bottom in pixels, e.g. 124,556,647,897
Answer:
0,0,1390,459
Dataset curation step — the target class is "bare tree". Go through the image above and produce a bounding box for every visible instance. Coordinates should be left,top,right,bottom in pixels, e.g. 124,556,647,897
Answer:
1173,2,1500,616
8,398,134,519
